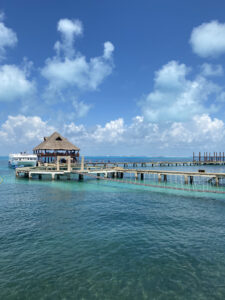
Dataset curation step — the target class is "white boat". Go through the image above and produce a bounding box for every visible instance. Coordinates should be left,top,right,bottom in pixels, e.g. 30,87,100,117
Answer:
8,153,38,168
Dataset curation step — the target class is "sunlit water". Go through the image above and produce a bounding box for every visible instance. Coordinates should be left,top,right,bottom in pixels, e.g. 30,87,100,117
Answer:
1,157,225,299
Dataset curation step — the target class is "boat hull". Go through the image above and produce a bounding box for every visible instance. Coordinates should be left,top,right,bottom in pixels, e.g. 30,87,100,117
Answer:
8,160,37,168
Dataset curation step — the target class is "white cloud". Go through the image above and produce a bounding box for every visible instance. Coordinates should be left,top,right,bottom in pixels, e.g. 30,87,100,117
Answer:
192,114,224,141
200,63,223,77
1,113,225,155
103,41,114,59
62,113,225,155
0,64,35,102
0,16,17,60
190,20,225,58
140,61,220,122
92,118,125,143
41,18,114,98
72,99,92,118
0,115,55,148
55,18,83,58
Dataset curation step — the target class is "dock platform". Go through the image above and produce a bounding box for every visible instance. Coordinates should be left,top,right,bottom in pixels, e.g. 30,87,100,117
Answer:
15,164,225,187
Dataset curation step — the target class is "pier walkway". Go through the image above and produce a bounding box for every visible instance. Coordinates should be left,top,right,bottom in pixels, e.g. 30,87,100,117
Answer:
84,161,225,168
15,165,225,187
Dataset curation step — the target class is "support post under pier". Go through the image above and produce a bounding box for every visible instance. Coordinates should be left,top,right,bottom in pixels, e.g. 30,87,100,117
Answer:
79,174,84,181
158,174,162,182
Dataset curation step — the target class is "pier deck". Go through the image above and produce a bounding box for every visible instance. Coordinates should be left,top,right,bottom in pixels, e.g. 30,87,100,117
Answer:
84,161,225,168
15,165,225,186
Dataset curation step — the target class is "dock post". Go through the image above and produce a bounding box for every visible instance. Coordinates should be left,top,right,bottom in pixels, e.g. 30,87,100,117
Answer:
135,172,138,180
140,173,144,180
190,176,193,185
79,174,84,181
52,173,55,180
215,176,219,186
158,174,162,182
81,156,84,171
184,175,188,184
164,174,167,182
29,172,32,179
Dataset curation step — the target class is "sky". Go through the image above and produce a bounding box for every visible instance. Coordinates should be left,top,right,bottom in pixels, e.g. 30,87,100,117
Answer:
1,0,225,156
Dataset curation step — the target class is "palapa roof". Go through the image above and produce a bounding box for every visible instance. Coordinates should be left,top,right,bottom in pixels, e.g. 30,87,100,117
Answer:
33,132,80,151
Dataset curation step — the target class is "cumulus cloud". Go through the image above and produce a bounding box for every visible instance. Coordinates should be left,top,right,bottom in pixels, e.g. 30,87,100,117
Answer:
0,64,35,102
0,115,55,150
1,113,225,155
55,18,83,58
92,118,125,143
190,20,225,58
41,18,114,101
0,14,17,60
62,113,225,155
140,61,220,122
200,63,223,77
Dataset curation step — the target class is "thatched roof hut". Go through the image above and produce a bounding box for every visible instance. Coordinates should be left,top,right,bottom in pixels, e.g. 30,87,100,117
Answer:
33,132,80,162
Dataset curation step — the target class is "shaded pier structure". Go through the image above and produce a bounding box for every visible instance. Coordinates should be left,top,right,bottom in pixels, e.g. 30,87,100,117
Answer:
33,132,80,163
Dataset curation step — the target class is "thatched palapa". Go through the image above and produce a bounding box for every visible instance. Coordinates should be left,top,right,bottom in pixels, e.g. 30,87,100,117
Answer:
33,132,80,163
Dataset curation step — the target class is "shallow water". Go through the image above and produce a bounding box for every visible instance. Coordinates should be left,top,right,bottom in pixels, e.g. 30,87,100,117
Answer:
1,157,225,299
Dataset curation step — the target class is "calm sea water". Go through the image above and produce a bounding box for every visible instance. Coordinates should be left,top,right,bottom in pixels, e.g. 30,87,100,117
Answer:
1,156,225,299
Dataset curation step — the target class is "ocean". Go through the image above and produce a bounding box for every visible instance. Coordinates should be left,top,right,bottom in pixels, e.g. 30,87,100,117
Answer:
1,156,225,299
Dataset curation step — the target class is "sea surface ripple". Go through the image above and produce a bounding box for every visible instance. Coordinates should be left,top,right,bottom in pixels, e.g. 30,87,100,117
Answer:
0,157,225,299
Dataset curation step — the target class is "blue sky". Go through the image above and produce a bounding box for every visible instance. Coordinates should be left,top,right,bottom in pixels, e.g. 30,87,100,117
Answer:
1,0,225,156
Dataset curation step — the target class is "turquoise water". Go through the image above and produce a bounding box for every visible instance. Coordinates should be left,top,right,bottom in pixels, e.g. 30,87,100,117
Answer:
1,157,225,299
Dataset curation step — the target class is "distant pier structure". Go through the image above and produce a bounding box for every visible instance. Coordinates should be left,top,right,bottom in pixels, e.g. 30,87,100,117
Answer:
193,152,225,163
33,132,80,164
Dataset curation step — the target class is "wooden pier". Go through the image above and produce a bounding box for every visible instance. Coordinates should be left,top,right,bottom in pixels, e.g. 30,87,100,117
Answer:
15,164,225,187
84,160,225,168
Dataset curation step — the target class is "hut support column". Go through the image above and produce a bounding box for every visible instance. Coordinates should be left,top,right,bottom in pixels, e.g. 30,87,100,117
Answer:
184,175,188,184
57,157,60,171
67,157,71,172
